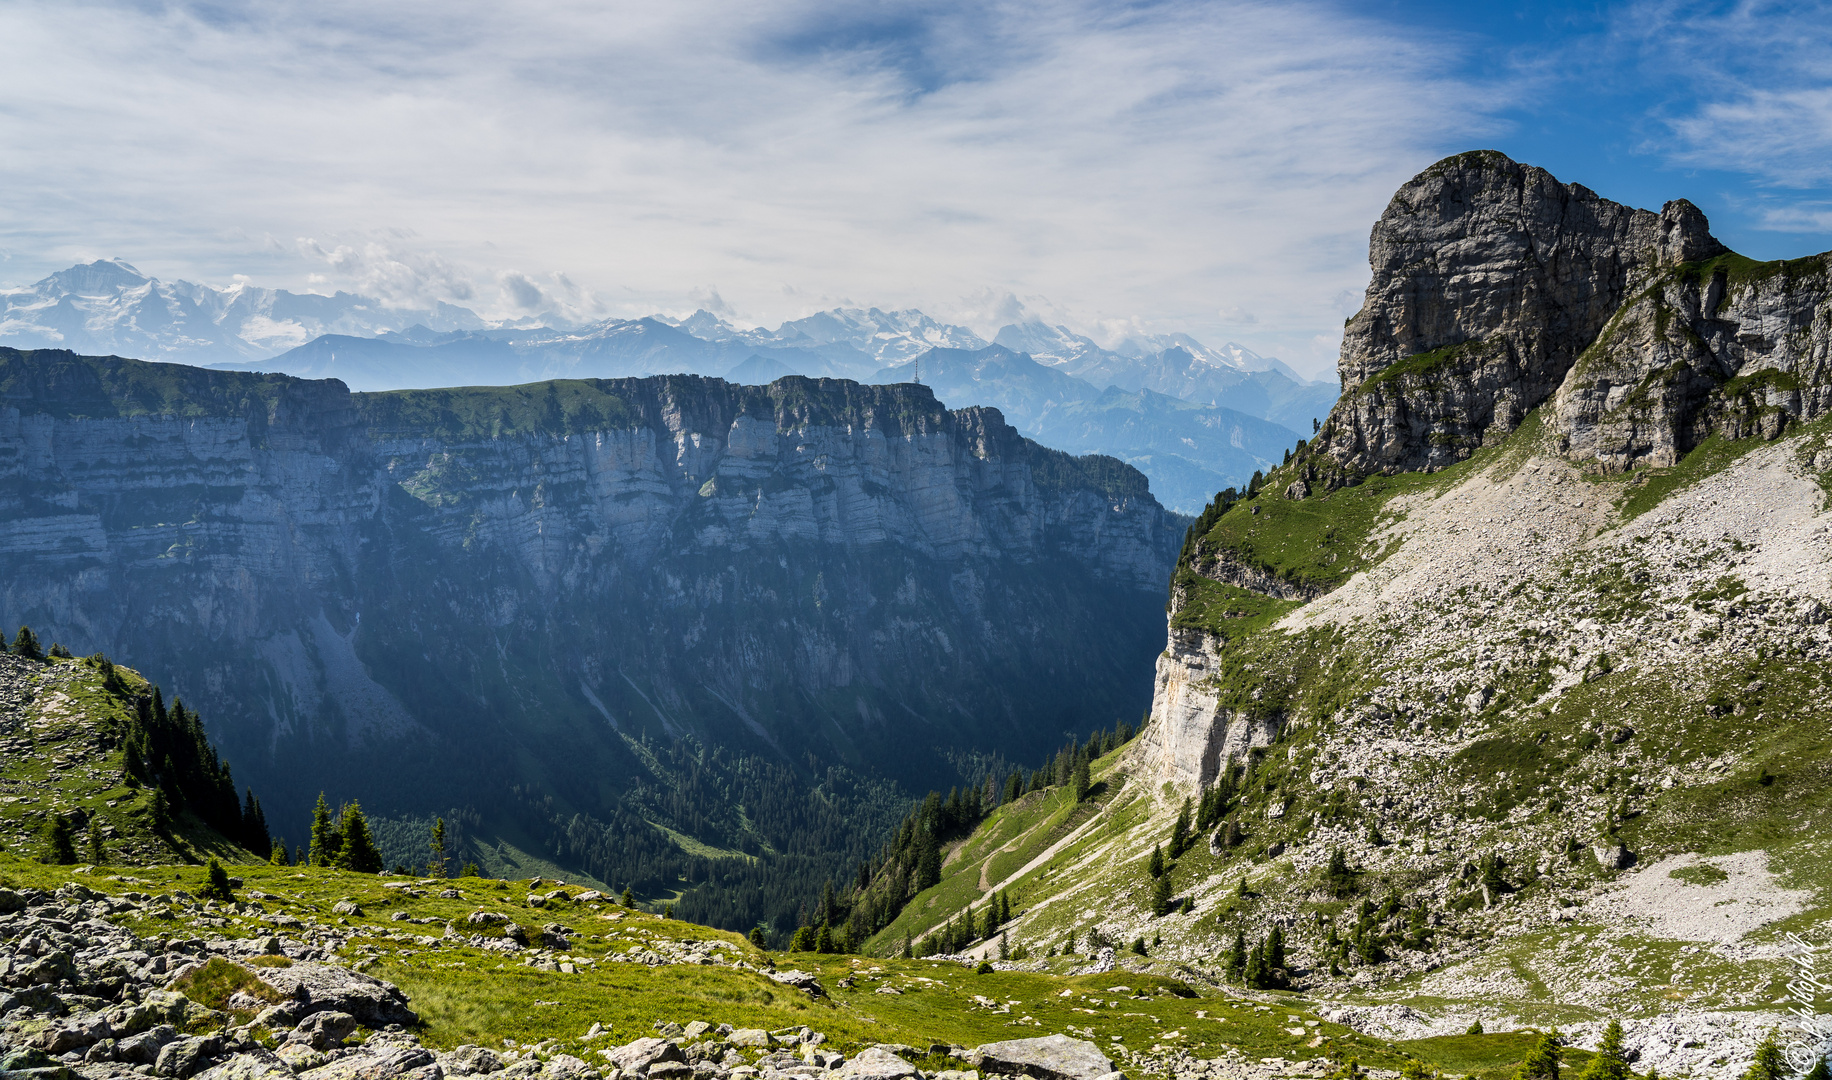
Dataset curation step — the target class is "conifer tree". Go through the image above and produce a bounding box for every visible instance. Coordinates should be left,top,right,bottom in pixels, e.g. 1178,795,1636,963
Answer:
271,839,290,866
241,790,268,855
749,925,768,949
40,815,76,864
1226,930,1247,981
336,802,383,873
1000,891,1011,923
1267,925,1286,972
915,829,941,890
1222,819,1242,850
429,817,449,878
816,923,835,953
200,858,235,902
308,792,339,867
1073,758,1091,802
1515,1030,1562,1080
621,886,635,907
1148,843,1165,877
1576,1021,1629,1080
1151,870,1174,917
11,626,44,662
1170,797,1193,857
86,817,106,865
1740,1031,1786,1080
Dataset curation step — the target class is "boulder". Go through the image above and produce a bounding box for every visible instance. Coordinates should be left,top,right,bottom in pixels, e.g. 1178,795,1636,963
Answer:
441,1045,505,1075
540,925,572,951
256,962,417,1027
605,1037,686,1075
296,1038,439,1080
118,1025,182,1064
332,901,364,918
0,889,25,914
648,1063,693,1080
290,1011,359,1050
970,1036,1114,1080
155,1034,224,1079
837,1048,918,1080
277,1044,333,1073
765,969,825,997
194,1049,296,1080
726,1030,772,1049
29,1013,112,1054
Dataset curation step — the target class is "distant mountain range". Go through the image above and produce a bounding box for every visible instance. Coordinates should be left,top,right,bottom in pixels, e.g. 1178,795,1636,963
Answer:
0,259,1338,511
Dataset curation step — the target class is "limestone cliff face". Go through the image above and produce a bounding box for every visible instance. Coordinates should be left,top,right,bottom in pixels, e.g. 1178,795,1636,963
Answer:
1142,150,1832,794
1316,150,1725,480
0,352,1180,820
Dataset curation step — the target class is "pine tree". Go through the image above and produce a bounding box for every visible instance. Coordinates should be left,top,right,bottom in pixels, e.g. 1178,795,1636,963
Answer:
1170,798,1193,857
749,925,768,949
1151,870,1173,917
621,887,635,907
336,802,383,874
245,791,270,855
200,859,235,902
1268,925,1286,971
1073,758,1091,801
816,923,835,953
40,815,76,864
429,817,449,878
1326,846,1357,897
86,817,106,865
1222,819,1242,850
901,934,913,959
916,829,941,890
1741,1031,1786,1080
1515,1030,1562,1080
1148,843,1165,877
11,626,44,662
270,839,291,866
308,792,339,867
1576,1021,1629,1080
461,862,481,878
999,891,1011,924
1226,930,1247,981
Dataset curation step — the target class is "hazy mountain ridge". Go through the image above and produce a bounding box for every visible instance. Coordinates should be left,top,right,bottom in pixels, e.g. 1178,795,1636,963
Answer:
874,345,1306,512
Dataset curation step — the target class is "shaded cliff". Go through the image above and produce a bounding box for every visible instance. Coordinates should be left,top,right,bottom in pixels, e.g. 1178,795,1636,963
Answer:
0,351,1182,866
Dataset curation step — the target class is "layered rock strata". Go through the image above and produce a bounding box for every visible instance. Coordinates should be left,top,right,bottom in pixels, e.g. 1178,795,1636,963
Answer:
0,354,1182,821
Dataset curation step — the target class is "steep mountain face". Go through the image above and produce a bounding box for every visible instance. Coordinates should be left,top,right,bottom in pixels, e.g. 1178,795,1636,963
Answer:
864,154,1832,1078
1313,150,1733,482
0,351,1179,878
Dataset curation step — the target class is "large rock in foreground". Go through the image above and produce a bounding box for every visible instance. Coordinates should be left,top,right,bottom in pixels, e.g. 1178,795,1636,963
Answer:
971,1035,1114,1080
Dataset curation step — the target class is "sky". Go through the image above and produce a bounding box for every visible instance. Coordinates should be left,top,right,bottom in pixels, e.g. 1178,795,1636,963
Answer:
1,0,1830,380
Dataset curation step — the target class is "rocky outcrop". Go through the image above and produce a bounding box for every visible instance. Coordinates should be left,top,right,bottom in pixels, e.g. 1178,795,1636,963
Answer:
1317,150,1726,479
1553,252,1832,470
0,352,1181,826
1132,627,1281,791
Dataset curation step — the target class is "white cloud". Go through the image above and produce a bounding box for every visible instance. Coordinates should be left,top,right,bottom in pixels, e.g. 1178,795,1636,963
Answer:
0,0,1521,379
1620,0,1832,189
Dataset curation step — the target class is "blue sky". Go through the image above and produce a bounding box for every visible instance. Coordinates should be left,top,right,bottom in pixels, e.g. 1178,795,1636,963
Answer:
1,0,1829,379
